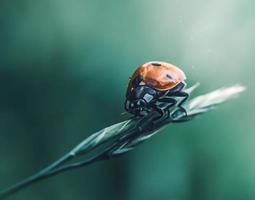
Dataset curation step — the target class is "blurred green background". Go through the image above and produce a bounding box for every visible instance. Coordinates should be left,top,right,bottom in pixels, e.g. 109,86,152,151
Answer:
0,0,254,199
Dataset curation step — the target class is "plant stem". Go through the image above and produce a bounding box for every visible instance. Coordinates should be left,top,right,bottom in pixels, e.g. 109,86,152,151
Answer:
0,153,73,199
0,84,245,199
0,138,118,199
0,112,182,199
46,154,107,178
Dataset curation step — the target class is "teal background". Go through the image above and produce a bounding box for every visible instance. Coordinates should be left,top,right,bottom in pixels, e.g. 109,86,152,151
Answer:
0,0,254,199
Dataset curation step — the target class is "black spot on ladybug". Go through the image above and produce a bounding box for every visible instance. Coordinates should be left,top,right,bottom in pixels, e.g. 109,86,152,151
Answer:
167,74,173,80
151,62,161,66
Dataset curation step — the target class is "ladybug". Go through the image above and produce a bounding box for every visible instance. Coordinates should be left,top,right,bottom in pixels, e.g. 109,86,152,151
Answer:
125,61,189,121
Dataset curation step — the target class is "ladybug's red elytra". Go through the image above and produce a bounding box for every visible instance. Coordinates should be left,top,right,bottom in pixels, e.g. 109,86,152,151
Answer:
125,61,189,121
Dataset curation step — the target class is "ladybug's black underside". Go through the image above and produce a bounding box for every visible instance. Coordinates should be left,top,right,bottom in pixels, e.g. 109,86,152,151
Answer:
125,81,189,122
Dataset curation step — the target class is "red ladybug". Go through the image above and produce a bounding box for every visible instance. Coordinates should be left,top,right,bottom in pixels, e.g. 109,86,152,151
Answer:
125,61,189,121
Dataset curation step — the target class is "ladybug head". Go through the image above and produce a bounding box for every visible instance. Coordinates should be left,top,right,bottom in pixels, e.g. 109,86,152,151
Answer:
125,86,157,115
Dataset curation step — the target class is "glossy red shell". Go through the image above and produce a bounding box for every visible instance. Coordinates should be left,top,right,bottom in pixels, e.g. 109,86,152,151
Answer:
127,61,186,94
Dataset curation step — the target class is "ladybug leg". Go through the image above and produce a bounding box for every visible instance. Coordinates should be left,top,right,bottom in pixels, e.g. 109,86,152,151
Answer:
175,91,189,108
167,91,189,117
157,97,177,111
151,98,177,124
151,105,167,125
